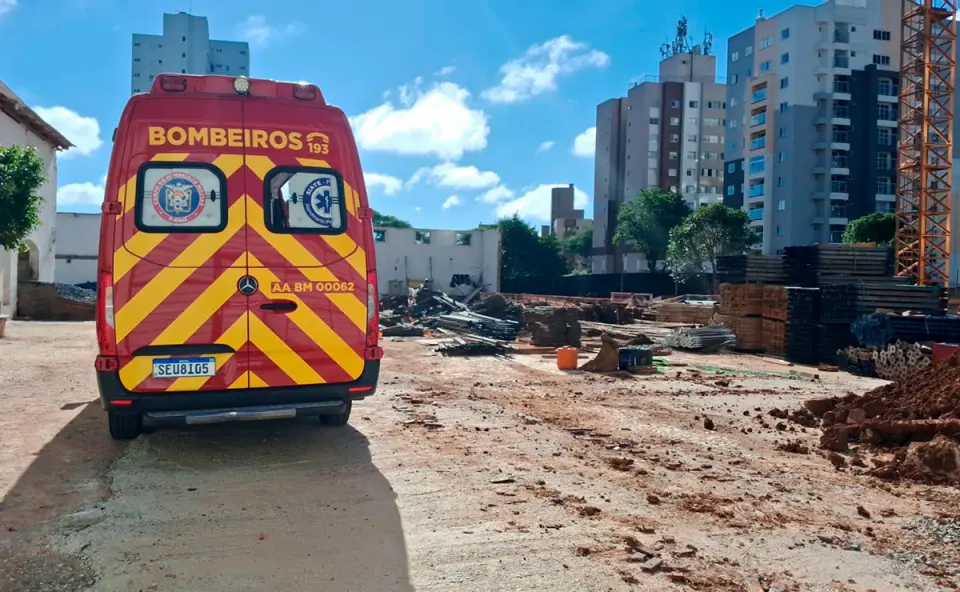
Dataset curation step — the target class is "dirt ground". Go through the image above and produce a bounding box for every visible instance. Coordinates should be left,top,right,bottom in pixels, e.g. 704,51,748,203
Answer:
1,321,958,591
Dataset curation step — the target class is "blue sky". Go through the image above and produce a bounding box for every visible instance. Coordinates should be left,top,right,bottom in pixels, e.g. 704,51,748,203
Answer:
0,0,797,230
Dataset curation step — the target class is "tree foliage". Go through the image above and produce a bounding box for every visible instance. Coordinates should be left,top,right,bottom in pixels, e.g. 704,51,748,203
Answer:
666,204,759,284
613,189,691,272
0,145,46,251
372,209,412,228
561,228,593,270
497,215,567,281
843,212,895,246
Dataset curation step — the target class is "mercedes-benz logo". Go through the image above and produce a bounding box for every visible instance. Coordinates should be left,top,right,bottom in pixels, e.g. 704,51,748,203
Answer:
238,276,259,296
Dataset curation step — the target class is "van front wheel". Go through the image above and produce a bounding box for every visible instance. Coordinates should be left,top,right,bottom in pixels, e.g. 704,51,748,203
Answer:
108,412,142,440
320,401,352,426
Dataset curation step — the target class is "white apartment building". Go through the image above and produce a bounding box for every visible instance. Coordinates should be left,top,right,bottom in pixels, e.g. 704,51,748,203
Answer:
723,0,902,254
132,12,250,94
592,53,727,273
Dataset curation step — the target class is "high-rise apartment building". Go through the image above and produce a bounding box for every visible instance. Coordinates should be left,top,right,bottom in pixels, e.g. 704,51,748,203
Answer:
723,0,902,254
131,12,250,94
592,53,727,274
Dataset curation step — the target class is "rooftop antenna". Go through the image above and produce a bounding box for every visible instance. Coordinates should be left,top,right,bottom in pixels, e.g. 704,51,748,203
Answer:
757,8,766,20
660,16,713,58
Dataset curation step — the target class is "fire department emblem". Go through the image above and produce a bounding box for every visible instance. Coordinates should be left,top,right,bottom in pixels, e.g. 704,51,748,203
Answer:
302,176,336,228
151,172,206,224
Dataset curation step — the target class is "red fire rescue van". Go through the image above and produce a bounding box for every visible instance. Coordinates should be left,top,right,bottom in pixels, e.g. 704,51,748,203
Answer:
94,74,383,440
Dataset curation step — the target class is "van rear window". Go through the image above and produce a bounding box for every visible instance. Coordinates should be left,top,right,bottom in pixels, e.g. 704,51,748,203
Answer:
264,167,347,235
136,163,227,233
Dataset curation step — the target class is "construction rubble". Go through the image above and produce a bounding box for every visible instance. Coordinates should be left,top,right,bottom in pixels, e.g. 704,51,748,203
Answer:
377,286,724,369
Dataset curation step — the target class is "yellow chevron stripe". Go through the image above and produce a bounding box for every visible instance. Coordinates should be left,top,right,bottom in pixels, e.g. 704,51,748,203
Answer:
246,198,366,330
166,312,249,392
247,253,364,380
213,154,245,178
117,263,248,390
248,313,326,384
245,154,275,180
227,369,266,390
115,200,245,343
321,235,366,277
152,255,247,345
249,370,267,388
228,372,248,390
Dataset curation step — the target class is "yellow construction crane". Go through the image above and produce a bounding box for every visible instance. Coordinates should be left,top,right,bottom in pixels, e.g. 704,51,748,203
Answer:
896,0,956,286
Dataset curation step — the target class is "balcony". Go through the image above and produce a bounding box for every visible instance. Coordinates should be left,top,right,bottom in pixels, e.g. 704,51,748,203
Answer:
750,137,767,151
834,31,851,44
748,185,766,198
750,113,767,127
752,89,768,103
749,208,765,221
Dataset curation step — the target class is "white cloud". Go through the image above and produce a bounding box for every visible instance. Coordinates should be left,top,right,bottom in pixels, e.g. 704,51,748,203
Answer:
537,140,555,153
241,16,304,46
408,162,499,190
350,82,489,161
494,184,589,222
572,127,596,158
0,0,17,18
415,206,422,212
482,36,610,104
32,106,102,158
363,172,403,195
476,185,515,204
57,175,106,207
442,195,462,209
436,65,456,76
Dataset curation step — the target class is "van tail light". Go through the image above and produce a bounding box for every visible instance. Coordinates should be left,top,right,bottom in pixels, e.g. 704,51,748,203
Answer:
96,271,118,368
159,75,188,92
364,271,383,361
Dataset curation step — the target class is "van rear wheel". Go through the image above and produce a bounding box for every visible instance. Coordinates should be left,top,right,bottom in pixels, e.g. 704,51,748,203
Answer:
108,412,142,440
320,401,352,426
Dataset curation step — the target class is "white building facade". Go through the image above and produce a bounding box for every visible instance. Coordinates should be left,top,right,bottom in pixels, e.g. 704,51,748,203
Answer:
0,81,72,318
132,12,250,94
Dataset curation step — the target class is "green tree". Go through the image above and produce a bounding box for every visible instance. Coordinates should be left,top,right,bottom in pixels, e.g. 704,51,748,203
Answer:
372,209,412,228
843,212,895,245
561,228,593,270
666,204,759,286
497,215,567,282
0,145,46,251
613,189,691,272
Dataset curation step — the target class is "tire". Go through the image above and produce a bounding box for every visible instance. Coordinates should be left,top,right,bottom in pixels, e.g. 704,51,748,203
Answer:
108,412,142,440
320,400,352,426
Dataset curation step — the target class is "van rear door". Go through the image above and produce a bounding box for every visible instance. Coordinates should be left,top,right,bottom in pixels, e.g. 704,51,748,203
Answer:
241,101,368,388
112,98,251,394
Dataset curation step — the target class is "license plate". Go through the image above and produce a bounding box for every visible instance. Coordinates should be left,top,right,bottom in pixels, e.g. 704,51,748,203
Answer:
152,357,216,379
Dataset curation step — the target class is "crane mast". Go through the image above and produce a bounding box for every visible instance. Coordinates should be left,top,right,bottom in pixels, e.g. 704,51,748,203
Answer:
896,0,956,286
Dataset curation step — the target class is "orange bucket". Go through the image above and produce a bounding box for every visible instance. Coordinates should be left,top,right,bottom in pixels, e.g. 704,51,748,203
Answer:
556,346,579,371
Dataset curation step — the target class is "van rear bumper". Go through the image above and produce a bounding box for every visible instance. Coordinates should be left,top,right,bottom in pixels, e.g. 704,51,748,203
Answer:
97,361,380,415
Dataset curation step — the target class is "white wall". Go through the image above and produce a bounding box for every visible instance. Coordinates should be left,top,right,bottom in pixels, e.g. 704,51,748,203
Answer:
0,105,59,316
55,212,101,285
374,227,500,296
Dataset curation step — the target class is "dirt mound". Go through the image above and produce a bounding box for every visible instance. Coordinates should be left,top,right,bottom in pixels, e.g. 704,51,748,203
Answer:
794,354,960,483
871,436,960,484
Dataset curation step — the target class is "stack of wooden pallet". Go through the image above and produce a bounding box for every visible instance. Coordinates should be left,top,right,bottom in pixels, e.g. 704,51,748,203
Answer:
717,283,764,351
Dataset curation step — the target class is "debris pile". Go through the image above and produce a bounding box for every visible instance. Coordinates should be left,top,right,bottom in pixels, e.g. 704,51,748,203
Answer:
523,307,581,348
56,283,96,305
795,354,960,482
469,293,524,323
